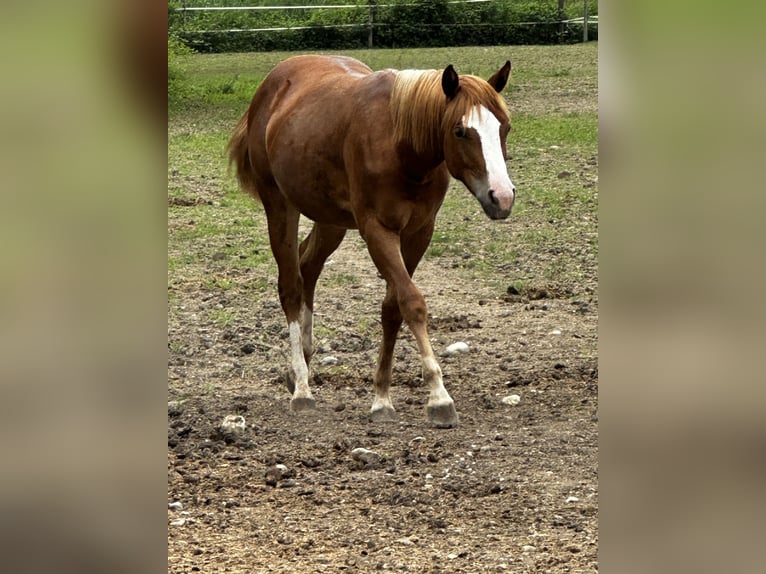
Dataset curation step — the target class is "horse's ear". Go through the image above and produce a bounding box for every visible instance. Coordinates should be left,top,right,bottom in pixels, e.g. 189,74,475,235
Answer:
488,60,511,93
442,64,460,99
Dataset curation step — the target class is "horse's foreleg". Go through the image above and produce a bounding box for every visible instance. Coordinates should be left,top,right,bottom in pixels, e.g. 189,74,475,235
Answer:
370,284,400,422
363,220,458,428
400,223,457,427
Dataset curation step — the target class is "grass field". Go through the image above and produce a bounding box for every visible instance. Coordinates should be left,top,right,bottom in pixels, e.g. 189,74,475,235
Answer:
168,43,597,298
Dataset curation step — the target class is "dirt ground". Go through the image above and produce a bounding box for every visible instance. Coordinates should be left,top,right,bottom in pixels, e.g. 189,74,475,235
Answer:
167,191,598,573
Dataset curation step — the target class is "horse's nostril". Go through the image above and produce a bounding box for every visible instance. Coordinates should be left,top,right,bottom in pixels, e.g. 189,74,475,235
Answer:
488,189,499,205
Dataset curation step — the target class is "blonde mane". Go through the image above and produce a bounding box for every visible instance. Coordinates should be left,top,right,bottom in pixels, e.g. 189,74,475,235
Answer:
390,69,510,156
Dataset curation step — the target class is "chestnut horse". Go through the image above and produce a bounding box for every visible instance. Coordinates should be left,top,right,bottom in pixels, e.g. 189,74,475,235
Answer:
228,55,515,428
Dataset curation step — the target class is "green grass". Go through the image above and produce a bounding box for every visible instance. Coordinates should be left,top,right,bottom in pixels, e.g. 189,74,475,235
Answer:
324,272,359,287
168,43,598,300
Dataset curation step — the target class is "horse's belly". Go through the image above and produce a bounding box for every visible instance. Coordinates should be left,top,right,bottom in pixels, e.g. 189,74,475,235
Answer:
273,168,357,229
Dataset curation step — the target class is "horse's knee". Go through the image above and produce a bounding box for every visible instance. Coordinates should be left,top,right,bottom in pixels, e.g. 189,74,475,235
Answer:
398,289,427,326
381,295,402,327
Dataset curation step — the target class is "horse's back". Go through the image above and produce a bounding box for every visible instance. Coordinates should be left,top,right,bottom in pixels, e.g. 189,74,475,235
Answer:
254,55,372,118
269,54,373,81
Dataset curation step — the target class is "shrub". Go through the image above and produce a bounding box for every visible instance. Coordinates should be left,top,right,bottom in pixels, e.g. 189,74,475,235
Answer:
168,34,195,109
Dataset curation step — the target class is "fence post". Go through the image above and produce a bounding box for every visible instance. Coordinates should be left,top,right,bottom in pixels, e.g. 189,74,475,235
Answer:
558,0,565,43
583,0,589,42
368,0,376,48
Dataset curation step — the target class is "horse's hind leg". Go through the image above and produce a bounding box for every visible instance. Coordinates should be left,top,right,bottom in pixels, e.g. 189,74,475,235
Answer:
298,223,347,365
262,198,315,411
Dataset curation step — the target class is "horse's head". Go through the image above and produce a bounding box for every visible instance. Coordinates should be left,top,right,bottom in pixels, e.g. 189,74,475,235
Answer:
441,62,515,220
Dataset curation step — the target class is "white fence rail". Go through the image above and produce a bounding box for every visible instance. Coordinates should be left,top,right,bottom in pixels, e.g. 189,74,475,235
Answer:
172,2,598,45
174,1,497,11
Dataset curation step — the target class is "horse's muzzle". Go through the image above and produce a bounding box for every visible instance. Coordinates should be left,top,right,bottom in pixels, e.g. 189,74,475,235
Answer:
479,187,514,220
480,200,512,220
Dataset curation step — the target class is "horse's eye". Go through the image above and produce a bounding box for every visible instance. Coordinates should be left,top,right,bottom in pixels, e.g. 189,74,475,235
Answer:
454,125,466,138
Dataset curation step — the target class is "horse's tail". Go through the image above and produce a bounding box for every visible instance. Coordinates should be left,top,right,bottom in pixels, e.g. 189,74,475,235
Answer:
227,112,260,202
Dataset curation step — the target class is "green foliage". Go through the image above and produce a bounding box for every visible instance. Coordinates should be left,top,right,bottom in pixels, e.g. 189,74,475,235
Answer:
168,0,598,53
168,34,197,109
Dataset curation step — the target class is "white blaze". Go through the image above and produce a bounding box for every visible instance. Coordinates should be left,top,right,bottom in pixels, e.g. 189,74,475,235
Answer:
464,105,515,211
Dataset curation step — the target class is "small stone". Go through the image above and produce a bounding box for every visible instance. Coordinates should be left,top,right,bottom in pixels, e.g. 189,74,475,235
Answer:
220,414,246,435
444,342,469,356
566,496,580,503
265,463,293,486
447,553,458,560
521,545,536,552
240,343,256,355
548,329,562,336
502,394,521,406
351,447,383,466
320,356,338,366
396,537,415,546
169,518,186,527
168,501,183,511
333,403,346,412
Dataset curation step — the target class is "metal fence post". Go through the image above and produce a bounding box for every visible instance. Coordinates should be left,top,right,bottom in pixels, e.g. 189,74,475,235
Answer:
368,1,376,48
583,0,589,42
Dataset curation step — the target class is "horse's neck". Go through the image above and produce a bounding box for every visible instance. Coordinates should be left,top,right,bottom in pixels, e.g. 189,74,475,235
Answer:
395,140,445,182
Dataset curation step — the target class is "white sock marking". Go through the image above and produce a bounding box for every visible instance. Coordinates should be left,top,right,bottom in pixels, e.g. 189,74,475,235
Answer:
289,321,310,397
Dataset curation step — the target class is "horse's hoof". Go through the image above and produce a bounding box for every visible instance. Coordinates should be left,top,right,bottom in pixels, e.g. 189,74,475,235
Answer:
369,406,398,423
427,402,458,428
290,397,316,412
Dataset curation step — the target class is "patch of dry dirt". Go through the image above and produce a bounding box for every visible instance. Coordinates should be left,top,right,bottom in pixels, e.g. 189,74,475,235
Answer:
168,219,597,572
